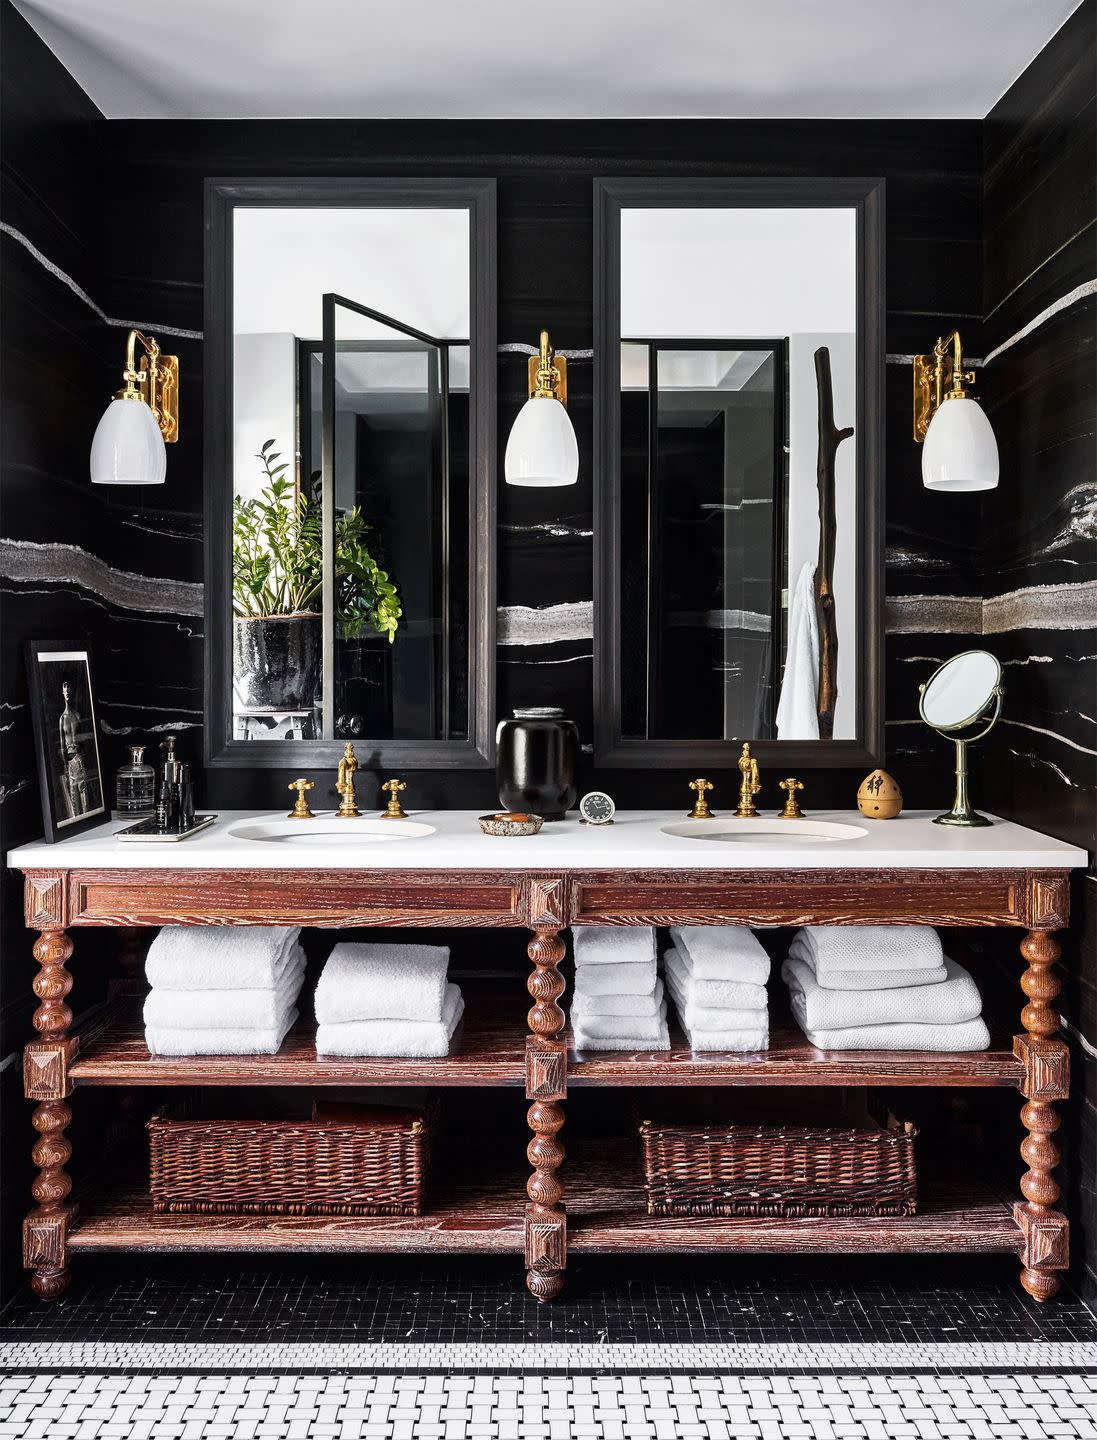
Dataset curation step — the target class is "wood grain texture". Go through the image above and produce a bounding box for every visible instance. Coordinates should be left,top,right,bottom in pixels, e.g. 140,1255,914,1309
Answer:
24,929,75,1296
525,928,567,1300
1017,928,1068,1300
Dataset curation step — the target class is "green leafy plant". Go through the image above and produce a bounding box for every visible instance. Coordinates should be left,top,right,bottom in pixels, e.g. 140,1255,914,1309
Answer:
233,439,402,642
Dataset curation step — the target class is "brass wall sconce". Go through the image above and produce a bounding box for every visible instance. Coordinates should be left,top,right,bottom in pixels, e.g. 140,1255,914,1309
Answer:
90,328,179,485
503,329,579,487
912,329,998,492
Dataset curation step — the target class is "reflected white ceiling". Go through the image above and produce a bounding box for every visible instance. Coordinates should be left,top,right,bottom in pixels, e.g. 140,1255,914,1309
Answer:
13,0,1083,120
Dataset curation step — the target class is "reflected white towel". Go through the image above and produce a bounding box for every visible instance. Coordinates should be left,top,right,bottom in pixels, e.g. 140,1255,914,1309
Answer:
143,948,306,1030
572,980,665,1018
794,926,944,976
314,942,450,1023
145,1006,299,1056
795,1014,990,1052
783,954,982,1030
316,984,464,1058
571,1013,670,1052
664,954,767,1032
775,560,820,741
663,945,768,1011
570,988,667,1042
669,927,770,984
572,926,657,966
573,959,657,998
146,926,301,990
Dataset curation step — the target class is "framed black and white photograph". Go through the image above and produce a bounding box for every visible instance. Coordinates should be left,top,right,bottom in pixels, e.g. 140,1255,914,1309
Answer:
25,641,107,842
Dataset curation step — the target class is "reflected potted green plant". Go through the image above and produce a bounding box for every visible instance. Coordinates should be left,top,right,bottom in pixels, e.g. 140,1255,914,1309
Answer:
233,440,402,711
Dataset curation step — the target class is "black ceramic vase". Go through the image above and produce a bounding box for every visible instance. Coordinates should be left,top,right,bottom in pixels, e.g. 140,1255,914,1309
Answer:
496,707,579,821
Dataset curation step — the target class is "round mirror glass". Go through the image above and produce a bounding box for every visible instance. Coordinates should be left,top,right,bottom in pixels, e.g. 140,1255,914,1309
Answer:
919,650,1001,732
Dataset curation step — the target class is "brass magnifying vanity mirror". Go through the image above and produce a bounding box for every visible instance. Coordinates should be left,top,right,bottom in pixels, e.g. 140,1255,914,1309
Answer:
919,649,1003,827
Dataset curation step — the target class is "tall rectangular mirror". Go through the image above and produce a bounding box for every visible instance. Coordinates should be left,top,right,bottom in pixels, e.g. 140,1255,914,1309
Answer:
205,179,496,768
594,178,884,768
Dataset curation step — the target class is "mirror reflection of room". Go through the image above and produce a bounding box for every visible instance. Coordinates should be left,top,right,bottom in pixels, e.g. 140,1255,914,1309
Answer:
618,207,858,743
230,207,471,743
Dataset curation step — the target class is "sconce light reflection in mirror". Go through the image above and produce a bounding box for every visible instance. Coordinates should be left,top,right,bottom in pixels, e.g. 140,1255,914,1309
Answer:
504,329,578,487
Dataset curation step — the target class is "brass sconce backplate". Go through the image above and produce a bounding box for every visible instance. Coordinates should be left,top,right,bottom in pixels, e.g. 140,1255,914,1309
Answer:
527,350,567,406
142,352,180,443
912,350,949,442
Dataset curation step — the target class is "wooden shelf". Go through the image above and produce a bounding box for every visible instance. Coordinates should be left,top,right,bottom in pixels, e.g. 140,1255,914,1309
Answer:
69,984,528,1088
68,1144,1021,1259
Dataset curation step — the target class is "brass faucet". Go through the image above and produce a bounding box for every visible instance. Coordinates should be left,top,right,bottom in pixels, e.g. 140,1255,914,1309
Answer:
380,778,408,819
735,743,761,818
687,778,715,819
777,777,805,819
335,742,360,818
287,778,315,818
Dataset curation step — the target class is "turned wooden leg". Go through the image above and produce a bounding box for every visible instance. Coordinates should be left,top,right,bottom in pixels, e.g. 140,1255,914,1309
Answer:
1014,929,1069,1302
525,927,567,1302
23,930,75,1298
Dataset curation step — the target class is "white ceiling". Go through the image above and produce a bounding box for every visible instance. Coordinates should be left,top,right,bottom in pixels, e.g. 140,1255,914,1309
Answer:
14,0,1083,120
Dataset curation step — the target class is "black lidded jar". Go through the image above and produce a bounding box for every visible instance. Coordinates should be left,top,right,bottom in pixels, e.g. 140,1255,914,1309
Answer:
496,707,579,821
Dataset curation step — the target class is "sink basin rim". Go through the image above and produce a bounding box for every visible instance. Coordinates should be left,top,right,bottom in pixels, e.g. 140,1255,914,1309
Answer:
660,817,868,843
227,816,437,845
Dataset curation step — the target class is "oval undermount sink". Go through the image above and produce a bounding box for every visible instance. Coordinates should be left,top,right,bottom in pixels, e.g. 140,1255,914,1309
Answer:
228,817,436,847
661,818,867,844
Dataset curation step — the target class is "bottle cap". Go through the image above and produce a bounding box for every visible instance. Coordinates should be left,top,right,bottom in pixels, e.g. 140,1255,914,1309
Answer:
130,745,145,764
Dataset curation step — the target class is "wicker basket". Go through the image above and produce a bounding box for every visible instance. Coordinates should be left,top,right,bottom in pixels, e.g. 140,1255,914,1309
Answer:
147,1100,429,1215
639,1115,918,1218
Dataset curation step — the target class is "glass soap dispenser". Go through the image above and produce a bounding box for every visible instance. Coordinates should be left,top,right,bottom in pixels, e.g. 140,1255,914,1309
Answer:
115,744,155,818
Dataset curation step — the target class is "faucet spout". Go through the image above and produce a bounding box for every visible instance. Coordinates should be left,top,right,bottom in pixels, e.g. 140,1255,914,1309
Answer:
735,743,761,818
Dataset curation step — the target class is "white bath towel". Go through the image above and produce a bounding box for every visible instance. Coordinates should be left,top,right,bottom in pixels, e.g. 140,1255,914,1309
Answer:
570,994,667,1043
663,959,767,1033
571,1014,670,1052
775,559,820,741
146,925,301,991
143,948,306,1031
314,942,450,1023
572,926,657,966
572,959,657,998
669,927,771,984
795,1015,990,1052
145,1005,299,1056
663,945,768,1012
790,943,949,992
783,954,982,1031
316,984,464,1058
675,1022,769,1053
572,980,665,1019
794,926,944,976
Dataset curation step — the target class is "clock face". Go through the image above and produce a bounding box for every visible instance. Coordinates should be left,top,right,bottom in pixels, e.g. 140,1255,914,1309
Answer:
579,790,615,824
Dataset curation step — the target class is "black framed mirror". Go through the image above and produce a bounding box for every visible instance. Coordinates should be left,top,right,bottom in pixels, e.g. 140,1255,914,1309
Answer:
594,177,885,768
204,177,496,769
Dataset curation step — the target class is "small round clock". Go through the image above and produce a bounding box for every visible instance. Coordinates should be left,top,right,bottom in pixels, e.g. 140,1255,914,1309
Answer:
579,790,615,825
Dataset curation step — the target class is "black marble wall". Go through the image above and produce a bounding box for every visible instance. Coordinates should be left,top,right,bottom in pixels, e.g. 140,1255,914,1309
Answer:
981,0,1097,1301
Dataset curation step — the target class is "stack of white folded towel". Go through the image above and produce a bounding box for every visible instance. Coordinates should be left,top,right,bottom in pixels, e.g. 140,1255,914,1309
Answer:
782,926,990,1051
314,942,463,1057
144,925,305,1055
665,926,770,1051
569,927,670,1051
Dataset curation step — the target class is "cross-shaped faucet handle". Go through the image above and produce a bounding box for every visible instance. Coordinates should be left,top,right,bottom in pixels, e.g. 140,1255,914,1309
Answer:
687,777,715,819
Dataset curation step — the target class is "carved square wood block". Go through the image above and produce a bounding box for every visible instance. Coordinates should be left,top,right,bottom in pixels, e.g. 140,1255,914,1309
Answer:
1014,1034,1070,1100
23,1039,78,1100
521,876,575,929
526,1037,567,1100
1014,1202,1069,1272
525,1210,566,1272
22,1206,75,1270
24,874,67,930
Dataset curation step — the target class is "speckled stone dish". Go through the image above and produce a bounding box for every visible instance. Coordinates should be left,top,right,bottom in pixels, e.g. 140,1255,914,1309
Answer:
478,812,544,837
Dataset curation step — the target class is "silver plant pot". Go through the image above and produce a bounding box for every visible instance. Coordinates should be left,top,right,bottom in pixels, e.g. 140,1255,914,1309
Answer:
233,614,322,711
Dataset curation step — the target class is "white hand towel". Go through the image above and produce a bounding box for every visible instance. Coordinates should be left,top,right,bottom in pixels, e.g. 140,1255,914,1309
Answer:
783,954,982,1031
663,945,768,1012
145,1005,299,1056
146,926,301,991
571,980,665,1019
669,927,770,984
570,993,667,1042
571,1013,670,1052
791,941,949,992
143,949,306,1031
316,984,464,1058
573,959,657,998
795,925,944,975
775,559,820,741
794,1013,991,1052
572,926,657,966
664,961,767,1033
314,942,450,1023
676,1022,769,1053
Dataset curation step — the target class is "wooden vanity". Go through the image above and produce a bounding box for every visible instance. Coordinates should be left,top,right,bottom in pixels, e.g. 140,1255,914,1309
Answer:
11,809,1084,1303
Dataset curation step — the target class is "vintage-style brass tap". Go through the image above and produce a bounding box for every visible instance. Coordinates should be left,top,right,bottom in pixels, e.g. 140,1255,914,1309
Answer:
287,778,315,818
380,778,408,819
687,777,715,819
735,744,761,818
336,741,360,818
777,777,805,819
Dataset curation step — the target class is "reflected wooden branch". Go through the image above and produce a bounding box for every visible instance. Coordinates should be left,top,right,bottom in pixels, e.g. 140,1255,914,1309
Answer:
813,346,854,740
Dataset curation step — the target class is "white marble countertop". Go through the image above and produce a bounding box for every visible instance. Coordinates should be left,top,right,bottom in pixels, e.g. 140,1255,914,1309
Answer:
6,809,1088,871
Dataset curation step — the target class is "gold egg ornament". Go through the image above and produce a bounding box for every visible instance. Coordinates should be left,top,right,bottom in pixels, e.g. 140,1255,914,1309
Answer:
857,769,903,820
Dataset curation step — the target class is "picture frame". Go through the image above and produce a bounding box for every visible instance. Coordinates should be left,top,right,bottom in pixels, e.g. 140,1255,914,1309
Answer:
25,640,107,843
